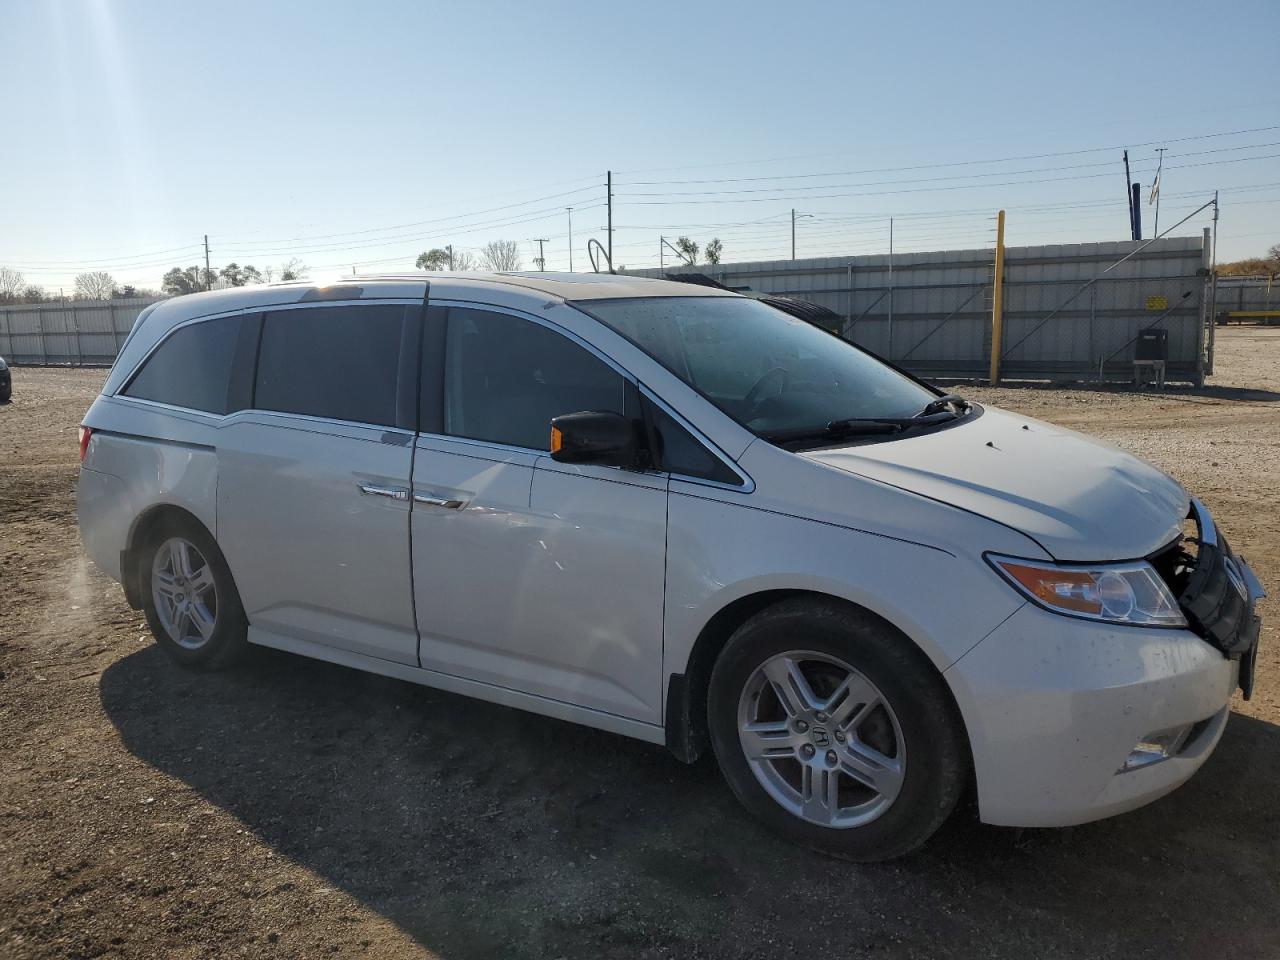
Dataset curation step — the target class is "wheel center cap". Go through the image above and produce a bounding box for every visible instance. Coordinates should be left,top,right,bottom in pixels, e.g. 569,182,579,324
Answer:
809,726,831,748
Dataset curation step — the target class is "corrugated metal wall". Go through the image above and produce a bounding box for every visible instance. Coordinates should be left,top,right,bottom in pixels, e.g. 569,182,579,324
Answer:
2,237,1213,382
1215,276,1280,317
0,297,159,365
630,235,1210,384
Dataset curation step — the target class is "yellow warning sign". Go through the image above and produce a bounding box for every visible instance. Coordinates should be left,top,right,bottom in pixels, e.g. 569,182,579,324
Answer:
1146,295,1169,311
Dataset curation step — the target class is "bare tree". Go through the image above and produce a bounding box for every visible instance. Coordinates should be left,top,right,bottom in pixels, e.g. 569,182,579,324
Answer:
478,240,522,272
0,266,23,301
705,238,723,265
74,271,116,300
279,257,309,281
450,249,478,271
21,284,45,303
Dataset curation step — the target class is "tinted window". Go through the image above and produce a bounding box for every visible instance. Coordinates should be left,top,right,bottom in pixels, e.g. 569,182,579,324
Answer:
444,309,626,450
255,305,404,427
124,316,242,414
646,399,740,484
581,297,936,436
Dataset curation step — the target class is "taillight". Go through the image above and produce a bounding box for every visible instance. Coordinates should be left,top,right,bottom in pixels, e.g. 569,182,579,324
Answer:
78,425,92,462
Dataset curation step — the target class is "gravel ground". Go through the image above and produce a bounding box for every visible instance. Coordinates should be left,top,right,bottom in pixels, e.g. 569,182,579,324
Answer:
2,327,1278,960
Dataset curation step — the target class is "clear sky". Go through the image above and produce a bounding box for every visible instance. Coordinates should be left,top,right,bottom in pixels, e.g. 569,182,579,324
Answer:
3,0,1278,292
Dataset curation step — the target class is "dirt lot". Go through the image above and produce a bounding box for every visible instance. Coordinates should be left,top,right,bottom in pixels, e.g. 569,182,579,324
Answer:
2,327,1278,960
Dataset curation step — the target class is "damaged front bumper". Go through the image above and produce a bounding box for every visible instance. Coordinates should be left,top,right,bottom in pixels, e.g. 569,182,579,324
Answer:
1178,498,1266,699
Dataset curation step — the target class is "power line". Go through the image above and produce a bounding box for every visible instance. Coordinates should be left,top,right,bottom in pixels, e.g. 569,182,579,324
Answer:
614,123,1280,176
619,153,1280,205
222,183,603,249
618,137,1280,188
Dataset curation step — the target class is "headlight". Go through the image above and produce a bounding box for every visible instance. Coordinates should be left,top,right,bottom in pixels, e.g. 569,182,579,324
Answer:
987,554,1186,628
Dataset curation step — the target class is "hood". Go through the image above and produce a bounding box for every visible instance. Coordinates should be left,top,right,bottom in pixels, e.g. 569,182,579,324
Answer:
804,406,1187,561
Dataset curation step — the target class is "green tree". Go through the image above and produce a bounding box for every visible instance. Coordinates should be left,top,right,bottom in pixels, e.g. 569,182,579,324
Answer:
416,248,451,270
162,266,215,296
219,263,265,287
675,236,698,266
705,238,723,265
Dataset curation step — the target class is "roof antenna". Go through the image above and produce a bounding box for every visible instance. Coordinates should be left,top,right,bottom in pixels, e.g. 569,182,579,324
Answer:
587,237,614,274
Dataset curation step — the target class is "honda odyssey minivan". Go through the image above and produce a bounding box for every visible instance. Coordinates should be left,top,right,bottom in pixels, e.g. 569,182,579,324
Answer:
77,273,1264,860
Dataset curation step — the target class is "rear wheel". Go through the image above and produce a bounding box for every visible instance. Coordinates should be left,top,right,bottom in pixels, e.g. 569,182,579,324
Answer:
707,598,967,861
139,521,247,669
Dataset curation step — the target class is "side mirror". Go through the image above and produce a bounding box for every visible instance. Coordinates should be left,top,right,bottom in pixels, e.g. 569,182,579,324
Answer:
550,411,640,468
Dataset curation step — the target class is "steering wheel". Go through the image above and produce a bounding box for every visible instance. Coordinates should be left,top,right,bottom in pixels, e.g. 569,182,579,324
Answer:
744,366,790,412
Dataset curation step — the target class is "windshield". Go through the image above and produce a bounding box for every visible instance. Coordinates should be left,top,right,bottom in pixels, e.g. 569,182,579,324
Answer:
578,296,938,437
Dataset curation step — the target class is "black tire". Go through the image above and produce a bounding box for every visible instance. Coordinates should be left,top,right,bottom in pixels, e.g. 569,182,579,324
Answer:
707,597,968,861
138,518,248,670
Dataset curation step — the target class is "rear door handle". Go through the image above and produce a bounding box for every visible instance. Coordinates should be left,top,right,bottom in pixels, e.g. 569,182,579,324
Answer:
413,492,467,509
359,483,409,501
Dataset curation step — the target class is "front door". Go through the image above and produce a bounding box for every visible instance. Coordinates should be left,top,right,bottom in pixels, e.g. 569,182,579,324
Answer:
411,306,668,723
217,301,422,665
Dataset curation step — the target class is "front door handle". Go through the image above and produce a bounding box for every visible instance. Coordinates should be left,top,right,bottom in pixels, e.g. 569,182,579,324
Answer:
413,492,467,509
359,483,409,501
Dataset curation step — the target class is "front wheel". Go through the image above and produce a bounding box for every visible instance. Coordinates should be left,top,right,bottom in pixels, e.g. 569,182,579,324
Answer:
707,598,968,861
139,522,248,669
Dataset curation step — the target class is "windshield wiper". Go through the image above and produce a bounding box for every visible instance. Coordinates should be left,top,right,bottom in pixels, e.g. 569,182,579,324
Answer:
918,393,970,418
763,412,955,446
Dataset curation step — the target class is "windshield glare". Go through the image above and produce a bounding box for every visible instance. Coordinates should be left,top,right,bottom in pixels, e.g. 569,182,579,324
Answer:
580,296,937,437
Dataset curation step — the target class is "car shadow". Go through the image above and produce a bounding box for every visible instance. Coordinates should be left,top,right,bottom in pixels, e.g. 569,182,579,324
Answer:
101,646,1280,959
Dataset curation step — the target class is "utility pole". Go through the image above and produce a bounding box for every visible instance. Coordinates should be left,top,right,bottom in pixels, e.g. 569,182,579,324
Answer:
1209,190,1220,374
566,208,574,272
203,235,211,291
606,171,613,269
659,235,664,273
1123,149,1136,241
791,209,813,260
1152,147,1166,238
532,238,549,271
446,244,453,270
989,210,1007,384
887,217,894,358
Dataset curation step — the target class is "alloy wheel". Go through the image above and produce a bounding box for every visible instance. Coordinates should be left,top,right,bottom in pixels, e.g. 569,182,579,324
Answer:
736,650,905,828
151,537,219,650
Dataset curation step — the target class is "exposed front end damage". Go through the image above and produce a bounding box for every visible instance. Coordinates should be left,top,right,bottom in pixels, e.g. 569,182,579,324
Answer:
1148,498,1265,698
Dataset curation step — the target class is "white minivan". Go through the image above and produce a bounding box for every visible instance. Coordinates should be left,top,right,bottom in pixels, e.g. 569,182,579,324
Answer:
77,273,1263,860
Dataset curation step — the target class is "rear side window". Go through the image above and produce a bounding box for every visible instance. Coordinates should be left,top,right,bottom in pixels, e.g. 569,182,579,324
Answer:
123,316,242,414
255,305,405,427
443,308,626,450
